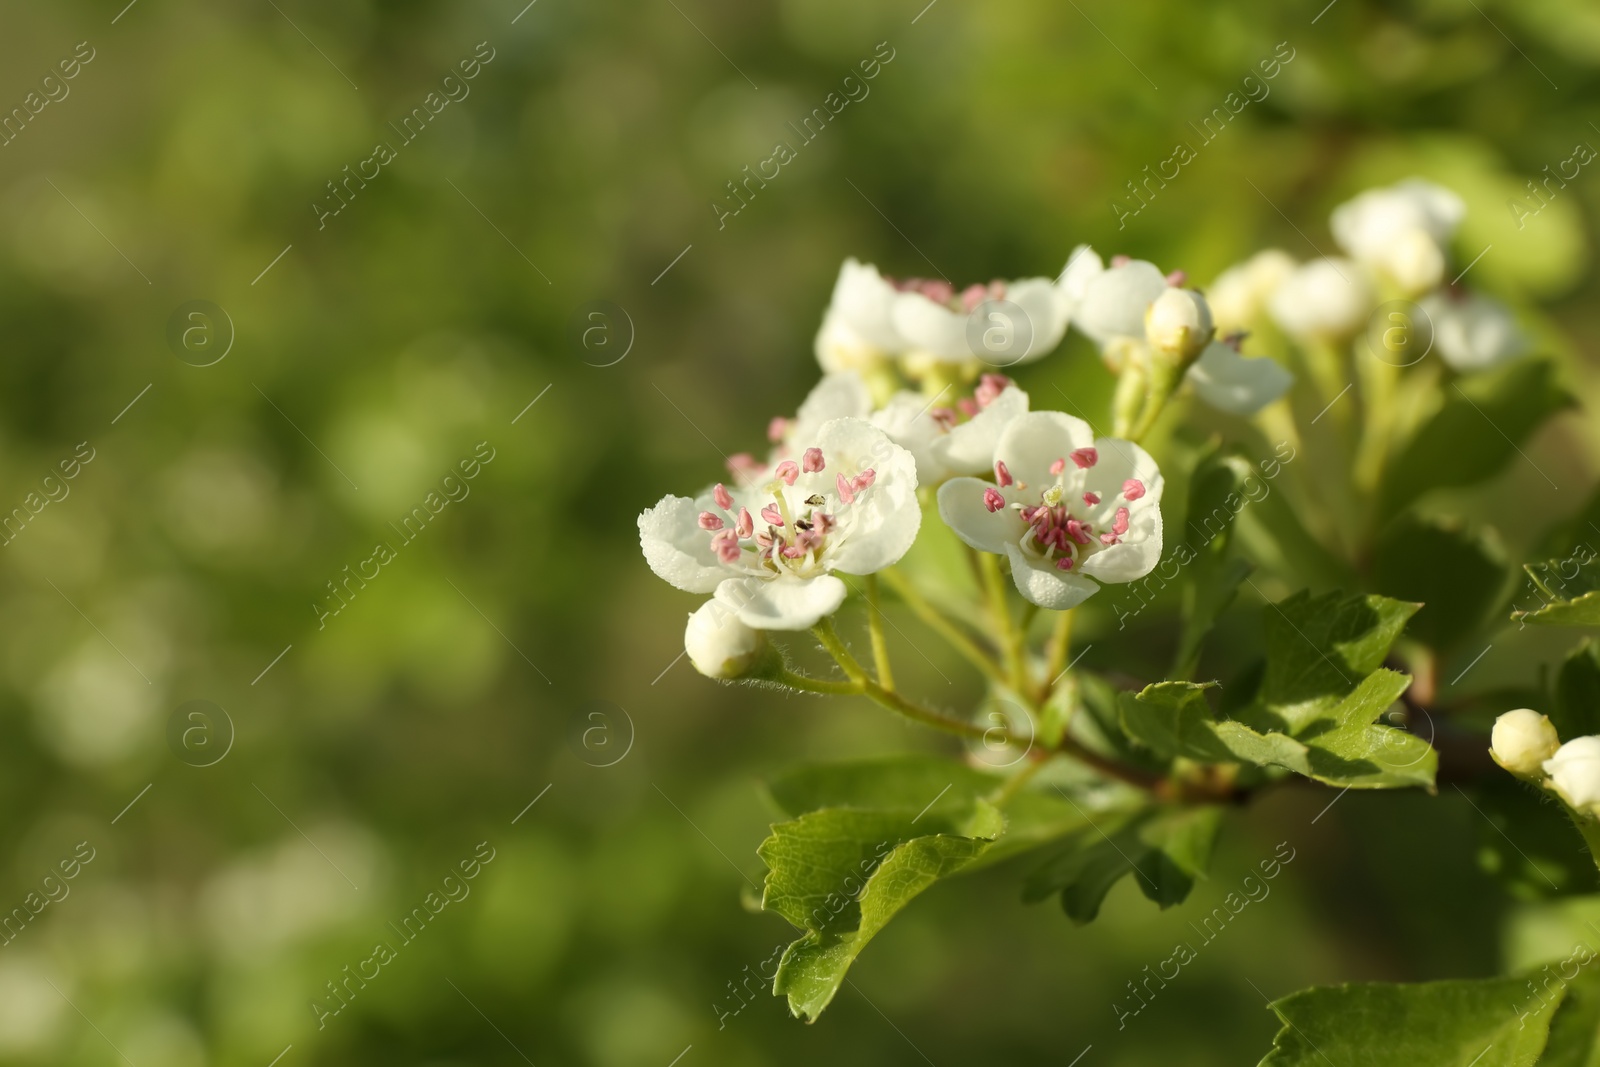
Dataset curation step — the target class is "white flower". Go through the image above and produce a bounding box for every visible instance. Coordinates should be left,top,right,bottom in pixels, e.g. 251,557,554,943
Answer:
1146,287,1213,364
1207,249,1296,333
1062,249,1168,349
1545,736,1600,809
869,374,1029,483
684,600,768,678
1185,340,1292,416
1417,290,1528,373
1331,179,1465,295
1268,257,1375,341
891,275,1070,366
1491,709,1560,777
815,259,905,373
640,417,920,631
936,411,1163,609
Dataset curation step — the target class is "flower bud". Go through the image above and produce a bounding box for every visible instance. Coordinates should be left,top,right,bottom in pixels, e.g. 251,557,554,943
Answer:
1268,257,1375,342
684,600,768,679
1144,288,1214,367
1382,228,1445,296
1545,736,1600,810
1490,708,1560,777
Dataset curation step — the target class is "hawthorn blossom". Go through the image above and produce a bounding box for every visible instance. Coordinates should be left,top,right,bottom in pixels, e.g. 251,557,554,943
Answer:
1331,179,1465,296
640,417,920,631
1491,709,1559,777
1545,736,1600,809
814,259,905,374
1063,246,1287,415
890,273,1071,366
869,373,1029,483
1417,289,1529,373
936,411,1163,609
1268,257,1375,342
684,600,769,679
1206,249,1296,333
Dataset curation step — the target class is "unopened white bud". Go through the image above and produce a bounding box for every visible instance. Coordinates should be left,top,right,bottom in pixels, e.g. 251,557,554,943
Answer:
1145,288,1214,365
685,600,768,679
1545,736,1600,810
1490,709,1559,777
1382,228,1446,296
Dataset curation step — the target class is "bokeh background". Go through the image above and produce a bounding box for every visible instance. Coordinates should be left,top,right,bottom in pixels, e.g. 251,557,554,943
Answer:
1,0,1600,1063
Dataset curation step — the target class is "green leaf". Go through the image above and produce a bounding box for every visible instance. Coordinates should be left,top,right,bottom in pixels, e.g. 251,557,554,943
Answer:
760,802,1002,1021
1297,668,1437,790
1119,681,1311,772
1372,514,1512,652
1257,976,1565,1067
1175,449,1256,677
1023,806,1223,922
1542,967,1600,1067
1514,547,1600,628
1379,358,1575,513
1556,640,1600,740
1248,590,1419,735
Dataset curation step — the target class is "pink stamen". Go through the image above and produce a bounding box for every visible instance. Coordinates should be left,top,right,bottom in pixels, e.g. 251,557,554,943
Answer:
960,283,989,314
736,508,754,537
1110,254,1131,268
712,529,740,563
727,454,762,483
1099,533,1120,545
995,460,1014,488
1122,479,1146,501
930,407,958,430
1066,519,1093,546
957,397,979,418
1055,557,1074,571
1112,507,1130,536
698,512,724,531
836,473,856,505
775,460,799,486
803,447,825,473
920,279,954,305
975,373,1012,408
814,512,836,534
768,417,789,443
1070,448,1098,470
761,505,785,526
852,469,877,493
1049,457,1066,476
713,483,734,510
1165,270,1187,287
983,487,1005,513
1083,491,1100,506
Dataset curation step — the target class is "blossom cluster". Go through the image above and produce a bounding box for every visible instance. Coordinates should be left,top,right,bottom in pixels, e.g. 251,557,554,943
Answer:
639,178,1533,679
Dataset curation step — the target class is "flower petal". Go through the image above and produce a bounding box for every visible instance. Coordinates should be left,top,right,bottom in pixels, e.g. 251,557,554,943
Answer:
994,411,1095,489
828,258,903,350
1419,292,1528,373
1005,277,1071,363
869,391,946,482
792,372,874,444
638,494,731,593
714,574,847,631
1056,244,1104,316
1185,341,1293,415
891,292,969,359
1074,259,1166,346
1005,543,1100,609
804,417,921,574
937,477,1021,555
933,385,1029,476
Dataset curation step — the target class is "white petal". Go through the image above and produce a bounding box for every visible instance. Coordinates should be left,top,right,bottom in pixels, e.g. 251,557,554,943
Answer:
1005,277,1071,363
828,259,903,350
792,373,874,444
1074,260,1167,346
869,392,946,483
715,574,847,631
638,494,730,594
891,292,970,359
937,477,1022,555
994,411,1095,489
815,312,885,375
1005,543,1100,609
1420,292,1528,373
933,385,1029,476
1078,520,1163,583
805,417,922,574
1185,341,1292,415
1056,244,1104,314
1268,257,1374,340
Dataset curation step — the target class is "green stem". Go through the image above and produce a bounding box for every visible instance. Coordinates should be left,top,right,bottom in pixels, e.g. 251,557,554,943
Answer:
771,668,864,696
812,619,993,741
1041,609,1074,700
879,569,1005,681
863,574,895,692
978,552,1029,694
989,753,1051,808
811,617,868,684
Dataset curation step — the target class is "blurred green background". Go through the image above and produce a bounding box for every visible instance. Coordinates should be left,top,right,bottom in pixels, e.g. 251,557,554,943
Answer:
1,0,1599,1063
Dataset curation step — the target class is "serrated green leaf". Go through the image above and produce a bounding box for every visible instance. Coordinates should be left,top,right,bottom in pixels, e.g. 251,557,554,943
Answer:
1120,681,1312,772
1175,450,1256,677
1372,514,1512,652
1542,967,1600,1067
761,802,1002,1021
1379,357,1575,514
1249,590,1419,735
1023,807,1223,922
1257,977,1564,1067
1298,668,1437,789
1515,549,1600,627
